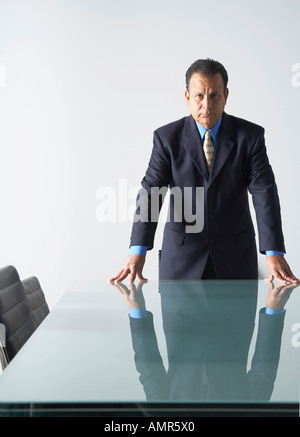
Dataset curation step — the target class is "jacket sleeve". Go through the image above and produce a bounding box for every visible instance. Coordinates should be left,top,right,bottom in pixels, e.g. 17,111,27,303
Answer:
247,308,285,400
129,312,169,401
247,128,285,254
130,131,172,250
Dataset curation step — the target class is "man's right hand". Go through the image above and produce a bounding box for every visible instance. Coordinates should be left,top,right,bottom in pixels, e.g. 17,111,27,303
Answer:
109,254,148,284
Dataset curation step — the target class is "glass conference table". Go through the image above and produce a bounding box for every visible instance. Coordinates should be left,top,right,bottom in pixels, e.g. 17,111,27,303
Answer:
0,279,299,417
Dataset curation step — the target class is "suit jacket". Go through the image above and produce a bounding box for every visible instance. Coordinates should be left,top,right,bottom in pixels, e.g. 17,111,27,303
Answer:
130,112,285,279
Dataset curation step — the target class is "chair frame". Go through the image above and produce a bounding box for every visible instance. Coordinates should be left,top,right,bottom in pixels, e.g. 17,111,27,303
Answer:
0,324,9,370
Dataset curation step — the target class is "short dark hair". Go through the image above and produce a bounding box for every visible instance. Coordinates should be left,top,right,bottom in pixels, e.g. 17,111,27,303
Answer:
185,58,228,94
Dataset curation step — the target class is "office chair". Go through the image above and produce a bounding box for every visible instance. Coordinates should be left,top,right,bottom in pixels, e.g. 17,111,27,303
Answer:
22,276,50,328
0,266,49,370
0,265,37,369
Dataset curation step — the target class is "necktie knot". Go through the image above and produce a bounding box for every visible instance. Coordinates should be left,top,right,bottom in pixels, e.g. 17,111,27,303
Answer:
205,130,212,141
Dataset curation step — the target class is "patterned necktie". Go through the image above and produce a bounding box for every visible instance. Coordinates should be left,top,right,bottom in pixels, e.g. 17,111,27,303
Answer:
203,130,214,173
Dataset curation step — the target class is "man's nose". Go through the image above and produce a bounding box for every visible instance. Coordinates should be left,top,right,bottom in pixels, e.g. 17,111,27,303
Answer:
202,95,211,110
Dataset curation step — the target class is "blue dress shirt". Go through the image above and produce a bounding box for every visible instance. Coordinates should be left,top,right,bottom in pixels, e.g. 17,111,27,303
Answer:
129,115,284,259
195,115,222,147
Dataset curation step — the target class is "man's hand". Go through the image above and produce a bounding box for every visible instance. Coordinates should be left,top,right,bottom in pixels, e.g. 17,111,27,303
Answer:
265,255,300,284
109,254,148,284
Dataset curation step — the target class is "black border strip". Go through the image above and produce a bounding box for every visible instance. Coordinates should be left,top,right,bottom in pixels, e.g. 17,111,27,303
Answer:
0,402,298,417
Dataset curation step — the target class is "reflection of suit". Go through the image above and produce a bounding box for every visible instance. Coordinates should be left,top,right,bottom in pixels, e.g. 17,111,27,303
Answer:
130,113,285,279
129,282,285,402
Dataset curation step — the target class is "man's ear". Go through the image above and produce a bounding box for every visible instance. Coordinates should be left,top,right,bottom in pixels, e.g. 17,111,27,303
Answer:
224,88,229,104
185,89,190,103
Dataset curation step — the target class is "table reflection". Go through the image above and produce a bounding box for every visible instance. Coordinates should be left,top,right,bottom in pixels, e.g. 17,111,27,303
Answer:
113,280,298,403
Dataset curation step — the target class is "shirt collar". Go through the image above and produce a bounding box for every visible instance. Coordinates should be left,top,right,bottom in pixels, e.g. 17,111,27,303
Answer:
196,115,223,143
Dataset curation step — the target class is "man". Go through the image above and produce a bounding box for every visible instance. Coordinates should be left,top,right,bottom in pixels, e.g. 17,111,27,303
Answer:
110,59,299,284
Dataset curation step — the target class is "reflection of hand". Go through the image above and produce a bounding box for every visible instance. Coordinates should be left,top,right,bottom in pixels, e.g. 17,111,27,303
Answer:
266,281,299,310
111,281,146,310
265,255,300,284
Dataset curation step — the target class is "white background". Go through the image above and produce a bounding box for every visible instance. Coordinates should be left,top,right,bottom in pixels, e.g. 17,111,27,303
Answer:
0,0,299,308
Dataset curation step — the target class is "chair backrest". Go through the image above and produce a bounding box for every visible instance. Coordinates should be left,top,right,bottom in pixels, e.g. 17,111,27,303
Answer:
0,266,36,365
22,276,50,328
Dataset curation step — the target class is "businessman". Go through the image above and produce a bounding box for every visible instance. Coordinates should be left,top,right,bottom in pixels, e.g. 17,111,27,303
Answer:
111,59,299,283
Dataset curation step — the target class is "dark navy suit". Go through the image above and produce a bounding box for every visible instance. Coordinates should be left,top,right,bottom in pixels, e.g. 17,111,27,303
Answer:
130,112,285,279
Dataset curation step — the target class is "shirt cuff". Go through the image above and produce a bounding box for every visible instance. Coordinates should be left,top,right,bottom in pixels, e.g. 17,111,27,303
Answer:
265,306,285,315
265,250,284,257
129,245,148,256
129,307,148,318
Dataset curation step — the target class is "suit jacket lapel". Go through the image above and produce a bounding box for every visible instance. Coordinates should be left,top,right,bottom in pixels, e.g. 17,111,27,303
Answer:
209,112,236,186
182,115,209,181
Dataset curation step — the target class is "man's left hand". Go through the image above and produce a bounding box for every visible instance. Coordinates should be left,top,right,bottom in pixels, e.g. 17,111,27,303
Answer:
265,255,300,284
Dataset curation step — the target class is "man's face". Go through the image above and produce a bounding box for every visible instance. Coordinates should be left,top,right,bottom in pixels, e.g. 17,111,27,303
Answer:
185,72,229,129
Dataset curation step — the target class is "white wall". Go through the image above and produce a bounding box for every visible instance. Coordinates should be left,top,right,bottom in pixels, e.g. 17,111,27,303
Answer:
0,0,299,308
